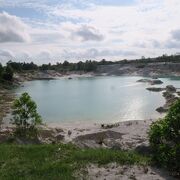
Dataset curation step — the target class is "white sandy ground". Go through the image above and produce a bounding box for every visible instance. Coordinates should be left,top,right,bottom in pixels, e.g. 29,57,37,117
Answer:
79,163,177,180
47,119,154,149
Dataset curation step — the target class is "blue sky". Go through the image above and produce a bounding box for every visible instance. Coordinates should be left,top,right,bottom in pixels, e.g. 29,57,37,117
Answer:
0,0,180,64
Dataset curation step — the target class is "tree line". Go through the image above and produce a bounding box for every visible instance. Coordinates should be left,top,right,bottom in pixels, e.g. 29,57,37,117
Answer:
1,54,180,82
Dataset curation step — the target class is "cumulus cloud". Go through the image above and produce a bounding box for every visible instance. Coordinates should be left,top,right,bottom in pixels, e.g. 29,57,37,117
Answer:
165,29,180,49
72,25,104,42
62,48,136,59
0,49,14,58
0,12,30,43
171,29,180,41
0,49,14,64
0,0,180,62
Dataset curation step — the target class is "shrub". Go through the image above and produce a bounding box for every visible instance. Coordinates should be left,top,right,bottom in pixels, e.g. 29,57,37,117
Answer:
149,99,180,176
11,92,42,139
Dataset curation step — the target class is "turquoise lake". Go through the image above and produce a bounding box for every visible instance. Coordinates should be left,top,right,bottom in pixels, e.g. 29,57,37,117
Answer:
15,76,180,123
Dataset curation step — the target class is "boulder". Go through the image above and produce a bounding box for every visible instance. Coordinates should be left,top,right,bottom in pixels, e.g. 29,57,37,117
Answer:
0,134,9,143
150,79,163,85
156,106,168,113
55,128,64,133
73,130,124,148
146,87,164,92
163,91,175,100
39,129,56,139
55,134,64,141
15,137,41,144
68,130,72,136
166,85,176,93
137,79,163,85
135,143,151,155
177,91,180,96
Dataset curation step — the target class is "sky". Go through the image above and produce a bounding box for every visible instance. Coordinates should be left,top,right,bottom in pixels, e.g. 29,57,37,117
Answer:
0,0,180,64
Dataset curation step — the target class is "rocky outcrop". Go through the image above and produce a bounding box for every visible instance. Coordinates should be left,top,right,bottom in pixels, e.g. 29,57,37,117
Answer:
0,126,65,144
96,62,180,76
137,79,163,85
38,127,65,144
156,85,179,113
146,87,164,92
73,130,124,148
166,85,176,93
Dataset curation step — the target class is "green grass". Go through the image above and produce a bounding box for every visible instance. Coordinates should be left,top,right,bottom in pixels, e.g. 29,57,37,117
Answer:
0,144,151,180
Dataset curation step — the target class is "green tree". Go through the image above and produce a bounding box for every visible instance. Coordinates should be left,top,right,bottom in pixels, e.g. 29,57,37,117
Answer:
0,63,3,78
149,99,180,175
2,64,14,81
11,92,42,139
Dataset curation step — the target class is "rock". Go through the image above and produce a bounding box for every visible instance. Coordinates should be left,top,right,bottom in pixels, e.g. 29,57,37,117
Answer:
137,79,152,84
163,91,175,100
137,79,163,85
135,143,151,155
146,87,164,92
73,131,124,148
103,138,119,148
15,137,41,144
166,97,179,107
0,134,9,143
39,129,55,139
101,124,105,128
39,137,54,144
0,128,14,143
166,85,176,93
68,130,72,136
150,79,163,85
55,134,64,141
101,123,119,129
55,128,64,133
156,106,168,113
177,91,180,96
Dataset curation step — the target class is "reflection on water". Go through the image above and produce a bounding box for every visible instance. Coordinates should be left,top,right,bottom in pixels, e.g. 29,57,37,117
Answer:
15,76,180,123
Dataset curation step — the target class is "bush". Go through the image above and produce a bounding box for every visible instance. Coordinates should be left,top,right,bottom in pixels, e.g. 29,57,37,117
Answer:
149,99,180,176
11,92,42,139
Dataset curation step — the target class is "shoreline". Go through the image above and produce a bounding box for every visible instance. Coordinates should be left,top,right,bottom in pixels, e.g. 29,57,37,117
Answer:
46,119,154,145
1,118,155,151
1,72,179,147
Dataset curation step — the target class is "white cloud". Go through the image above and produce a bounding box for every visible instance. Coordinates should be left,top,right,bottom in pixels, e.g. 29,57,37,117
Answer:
164,29,180,49
0,0,180,63
0,12,31,43
171,29,180,42
61,48,136,60
71,25,104,42
0,49,14,59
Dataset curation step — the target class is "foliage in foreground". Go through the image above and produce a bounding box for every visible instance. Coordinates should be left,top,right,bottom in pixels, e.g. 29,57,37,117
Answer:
149,99,180,175
0,144,150,180
11,92,42,139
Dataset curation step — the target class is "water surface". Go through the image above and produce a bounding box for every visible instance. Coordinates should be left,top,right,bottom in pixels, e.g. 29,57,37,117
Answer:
15,76,180,123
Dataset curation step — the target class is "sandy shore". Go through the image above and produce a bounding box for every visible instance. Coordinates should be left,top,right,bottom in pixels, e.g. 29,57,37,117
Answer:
41,119,154,151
